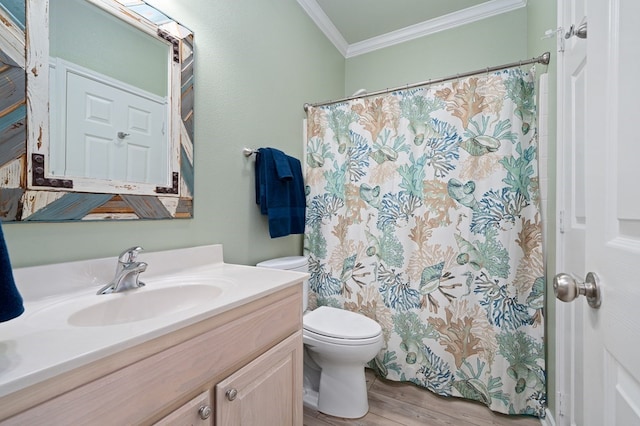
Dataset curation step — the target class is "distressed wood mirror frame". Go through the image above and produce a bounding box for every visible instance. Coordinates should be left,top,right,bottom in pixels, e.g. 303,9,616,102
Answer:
0,0,194,221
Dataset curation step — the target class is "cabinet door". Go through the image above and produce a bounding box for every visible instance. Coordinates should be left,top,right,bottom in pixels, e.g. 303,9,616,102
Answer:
215,331,302,426
154,391,213,426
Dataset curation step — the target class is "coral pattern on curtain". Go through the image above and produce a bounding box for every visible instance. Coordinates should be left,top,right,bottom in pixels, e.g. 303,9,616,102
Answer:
304,67,545,417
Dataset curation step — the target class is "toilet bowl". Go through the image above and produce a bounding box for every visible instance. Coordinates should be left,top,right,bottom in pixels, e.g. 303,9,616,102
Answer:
257,256,383,419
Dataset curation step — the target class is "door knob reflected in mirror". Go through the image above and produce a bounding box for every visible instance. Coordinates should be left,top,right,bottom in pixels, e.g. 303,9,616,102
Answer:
553,272,601,308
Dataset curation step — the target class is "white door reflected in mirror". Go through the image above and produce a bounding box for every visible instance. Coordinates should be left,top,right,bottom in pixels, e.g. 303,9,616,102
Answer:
50,59,169,185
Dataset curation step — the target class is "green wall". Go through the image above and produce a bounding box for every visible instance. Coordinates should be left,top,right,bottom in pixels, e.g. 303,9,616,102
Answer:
4,0,344,268
345,9,528,96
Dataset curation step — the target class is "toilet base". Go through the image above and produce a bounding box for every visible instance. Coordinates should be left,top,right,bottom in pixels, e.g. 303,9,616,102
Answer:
302,374,369,419
317,364,369,419
303,353,370,419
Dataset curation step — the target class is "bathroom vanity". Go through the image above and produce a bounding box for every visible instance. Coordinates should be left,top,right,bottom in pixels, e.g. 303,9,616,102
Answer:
0,245,305,425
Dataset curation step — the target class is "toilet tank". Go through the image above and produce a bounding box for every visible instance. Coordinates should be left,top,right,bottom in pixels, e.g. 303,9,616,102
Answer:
256,256,309,311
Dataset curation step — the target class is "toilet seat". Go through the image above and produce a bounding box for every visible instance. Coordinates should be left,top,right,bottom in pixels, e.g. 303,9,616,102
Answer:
304,329,382,346
303,306,382,346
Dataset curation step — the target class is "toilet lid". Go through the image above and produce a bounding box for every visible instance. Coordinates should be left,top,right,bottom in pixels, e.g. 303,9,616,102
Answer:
303,306,382,339
256,256,307,270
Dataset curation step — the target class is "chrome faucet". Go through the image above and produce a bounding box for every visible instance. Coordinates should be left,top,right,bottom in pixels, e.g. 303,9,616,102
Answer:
97,246,147,295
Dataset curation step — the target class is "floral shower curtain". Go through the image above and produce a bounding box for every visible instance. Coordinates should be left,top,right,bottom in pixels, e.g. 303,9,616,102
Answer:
304,67,545,417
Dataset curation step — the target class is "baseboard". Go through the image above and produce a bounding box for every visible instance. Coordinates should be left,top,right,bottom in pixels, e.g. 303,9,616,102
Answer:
540,408,556,426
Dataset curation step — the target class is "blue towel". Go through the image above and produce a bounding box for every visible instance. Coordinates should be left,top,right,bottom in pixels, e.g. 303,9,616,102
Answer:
272,149,293,181
0,221,23,322
255,148,306,238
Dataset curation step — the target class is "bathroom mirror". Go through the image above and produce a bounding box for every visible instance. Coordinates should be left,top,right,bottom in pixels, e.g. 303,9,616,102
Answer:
0,0,194,221
49,0,171,188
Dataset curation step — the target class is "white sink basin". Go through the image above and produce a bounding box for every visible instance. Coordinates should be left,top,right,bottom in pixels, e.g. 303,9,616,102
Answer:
69,284,224,326
28,283,224,327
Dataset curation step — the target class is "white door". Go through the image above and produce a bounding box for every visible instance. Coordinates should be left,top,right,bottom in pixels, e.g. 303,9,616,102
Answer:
557,0,640,425
65,70,168,185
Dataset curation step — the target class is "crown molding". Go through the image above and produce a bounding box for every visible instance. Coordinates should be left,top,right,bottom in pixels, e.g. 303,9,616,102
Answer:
297,0,527,59
296,0,348,57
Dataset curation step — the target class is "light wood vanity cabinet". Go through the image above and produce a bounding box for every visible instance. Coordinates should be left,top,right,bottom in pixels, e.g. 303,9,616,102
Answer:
0,285,303,425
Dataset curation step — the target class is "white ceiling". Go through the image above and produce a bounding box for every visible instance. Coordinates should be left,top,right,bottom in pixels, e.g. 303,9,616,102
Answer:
297,0,527,58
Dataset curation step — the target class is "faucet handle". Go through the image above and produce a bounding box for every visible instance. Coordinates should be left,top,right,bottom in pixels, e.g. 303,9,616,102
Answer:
118,246,143,264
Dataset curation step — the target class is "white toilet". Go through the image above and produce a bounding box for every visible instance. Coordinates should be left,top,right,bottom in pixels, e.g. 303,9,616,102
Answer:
257,256,383,419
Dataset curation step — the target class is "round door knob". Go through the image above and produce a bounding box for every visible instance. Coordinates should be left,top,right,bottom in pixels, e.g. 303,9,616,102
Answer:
553,272,601,309
198,405,212,420
553,273,579,302
226,388,238,401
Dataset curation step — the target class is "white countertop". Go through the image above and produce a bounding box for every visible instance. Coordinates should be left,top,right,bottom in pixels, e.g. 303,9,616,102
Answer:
0,245,307,398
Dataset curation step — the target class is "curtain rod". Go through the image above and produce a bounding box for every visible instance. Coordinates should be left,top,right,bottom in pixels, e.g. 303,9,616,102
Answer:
303,51,551,112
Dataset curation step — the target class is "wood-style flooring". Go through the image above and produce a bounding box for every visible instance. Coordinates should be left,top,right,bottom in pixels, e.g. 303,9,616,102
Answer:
303,369,541,426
